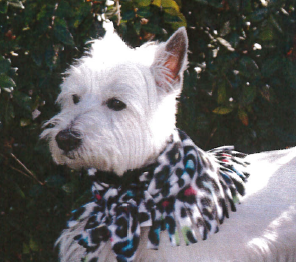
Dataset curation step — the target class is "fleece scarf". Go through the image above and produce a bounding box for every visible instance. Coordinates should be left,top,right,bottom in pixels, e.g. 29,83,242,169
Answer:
61,129,249,262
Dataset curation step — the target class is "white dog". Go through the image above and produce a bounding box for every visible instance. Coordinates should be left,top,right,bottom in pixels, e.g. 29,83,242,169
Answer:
41,25,296,262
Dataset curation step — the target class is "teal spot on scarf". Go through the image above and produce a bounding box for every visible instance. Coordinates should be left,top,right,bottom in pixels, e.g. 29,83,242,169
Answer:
186,159,195,170
122,239,134,252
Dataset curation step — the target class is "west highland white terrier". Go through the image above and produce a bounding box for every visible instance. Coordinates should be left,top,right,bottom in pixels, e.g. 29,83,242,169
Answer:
41,25,296,262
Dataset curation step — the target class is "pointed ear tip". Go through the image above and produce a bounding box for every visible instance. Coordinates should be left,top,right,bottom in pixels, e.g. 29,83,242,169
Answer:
176,27,187,36
174,27,188,45
178,26,186,32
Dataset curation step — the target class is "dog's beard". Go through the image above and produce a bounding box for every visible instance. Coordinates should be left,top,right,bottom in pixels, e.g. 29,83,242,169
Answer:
42,124,142,174
49,138,110,171
42,126,163,176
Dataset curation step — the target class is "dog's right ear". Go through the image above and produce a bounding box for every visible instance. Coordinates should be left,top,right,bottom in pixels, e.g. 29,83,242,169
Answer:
151,27,188,93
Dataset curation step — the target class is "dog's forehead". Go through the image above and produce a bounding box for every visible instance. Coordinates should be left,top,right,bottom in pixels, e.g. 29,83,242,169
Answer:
63,61,149,95
60,33,159,100
104,63,148,88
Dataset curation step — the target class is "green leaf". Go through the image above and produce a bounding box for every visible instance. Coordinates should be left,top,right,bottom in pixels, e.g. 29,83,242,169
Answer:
239,56,259,78
240,84,256,106
193,0,208,5
13,92,32,112
122,10,135,21
228,0,240,11
270,14,283,34
54,18,75,46
14,182,25,198
3,87,13,92
45,175,65,188
62,182,76,194
72,188,93,209
56,1,73,18
259,26,274,41
163,7,186,29
164,11,182,23
4,102,15,125
260,84,274,102
142,23,164,34
135,0,151,7
37,5,50,21
45,44,55,69
229,33,240,48
220,21,231,37
8,0,24,9
0,74,16,88
31,51,42,67
0,1,8,13
241,0,251,12
23,243,30,254
29,238,39,252
217,37,235,51
137,7,152,18
194,0,222,8
29,184,44,197
0,57,11,74
248,8,268,22
261,56,281,77
161,0,180,11
284,59,296,89
213,107,233,115
134,21,141,35
238,109,249,126
152,0,161,7
217,81,227,105
20,118,31,127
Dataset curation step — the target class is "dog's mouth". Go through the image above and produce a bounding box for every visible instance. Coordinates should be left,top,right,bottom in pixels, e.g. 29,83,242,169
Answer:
63,150,76,159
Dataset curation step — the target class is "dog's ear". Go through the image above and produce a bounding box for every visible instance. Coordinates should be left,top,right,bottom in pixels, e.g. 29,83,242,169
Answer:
151,27,188,93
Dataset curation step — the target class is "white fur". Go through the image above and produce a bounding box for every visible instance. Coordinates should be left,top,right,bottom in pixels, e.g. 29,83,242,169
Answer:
41,28,185,175
42,26,296,261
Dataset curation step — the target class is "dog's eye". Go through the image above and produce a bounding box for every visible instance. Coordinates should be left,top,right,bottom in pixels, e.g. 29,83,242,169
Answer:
72,95,80,104
106,98,126,111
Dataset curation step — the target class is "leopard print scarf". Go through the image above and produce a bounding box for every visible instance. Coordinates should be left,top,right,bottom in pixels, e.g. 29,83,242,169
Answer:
58,129,249,262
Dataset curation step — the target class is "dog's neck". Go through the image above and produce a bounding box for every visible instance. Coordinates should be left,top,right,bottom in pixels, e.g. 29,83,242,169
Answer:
89,163,157,187
94,132,175,178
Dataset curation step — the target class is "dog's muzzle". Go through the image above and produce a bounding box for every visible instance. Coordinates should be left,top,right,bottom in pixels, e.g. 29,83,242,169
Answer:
55,129,82,153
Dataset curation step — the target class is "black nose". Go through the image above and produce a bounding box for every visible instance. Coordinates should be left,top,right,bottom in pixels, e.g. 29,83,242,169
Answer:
55,129,82,152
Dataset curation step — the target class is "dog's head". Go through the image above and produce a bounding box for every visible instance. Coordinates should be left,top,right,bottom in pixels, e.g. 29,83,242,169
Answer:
41,27,188,175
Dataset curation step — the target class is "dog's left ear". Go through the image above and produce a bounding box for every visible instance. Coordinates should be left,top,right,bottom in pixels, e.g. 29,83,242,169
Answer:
151,27,188,93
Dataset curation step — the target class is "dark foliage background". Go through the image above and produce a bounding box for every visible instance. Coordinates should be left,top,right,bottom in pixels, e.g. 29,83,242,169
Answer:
0,0,295,261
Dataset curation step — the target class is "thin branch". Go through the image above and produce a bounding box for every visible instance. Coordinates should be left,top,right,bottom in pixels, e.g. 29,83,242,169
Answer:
10,153,44,185
9,165,32,179
223,73,233,89
205,127,217,148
